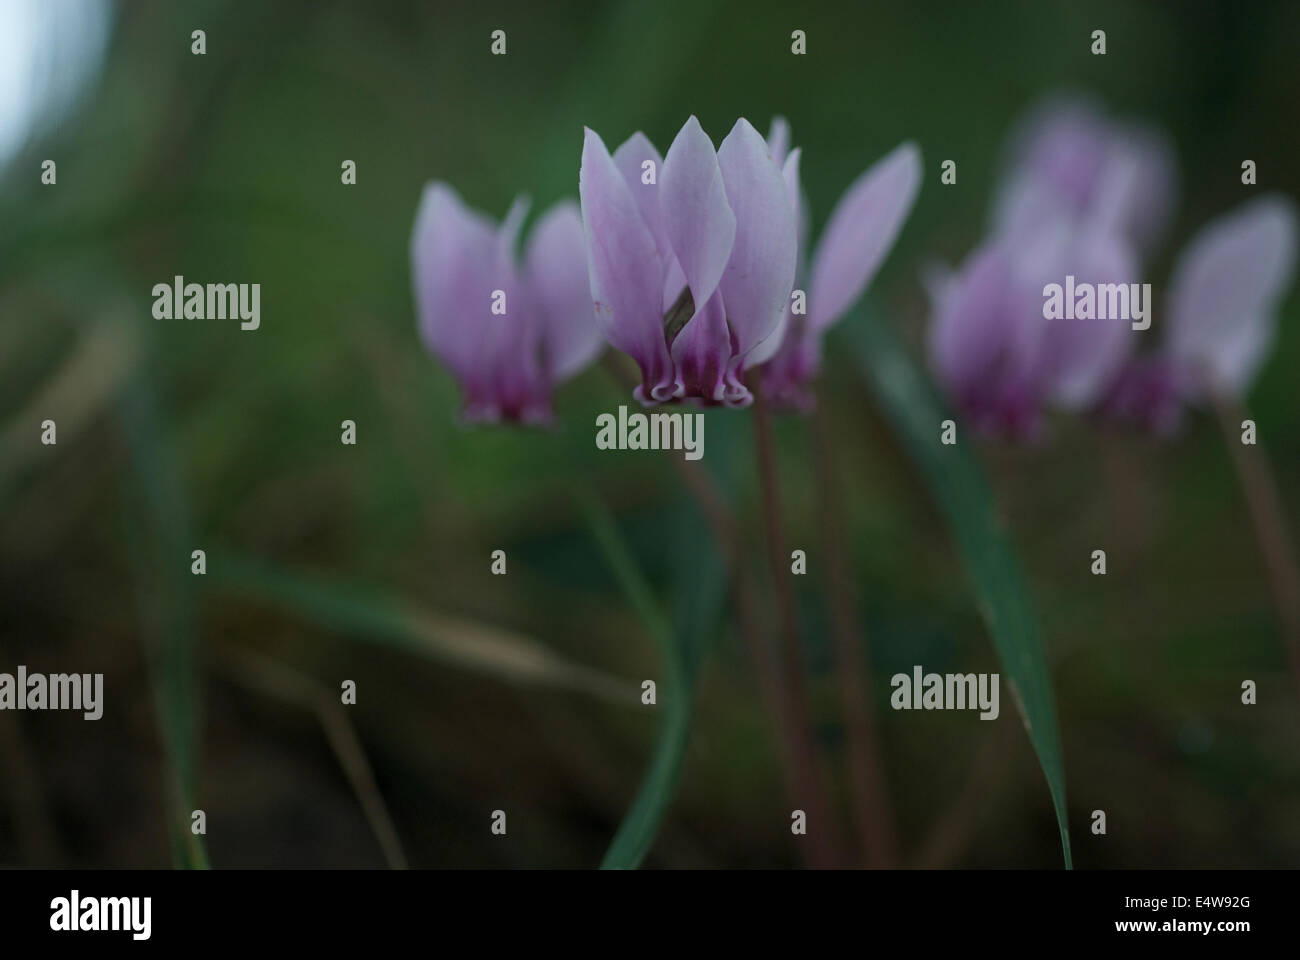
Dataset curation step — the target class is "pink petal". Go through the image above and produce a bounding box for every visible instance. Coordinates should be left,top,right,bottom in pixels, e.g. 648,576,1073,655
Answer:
928,242,1039,400
746,147,804,370
410,181,498,404
809,141,921,332
1091,124,1178,254
1097,356,1187,437
488,196,542,410
579,126,676,402
613,132,674,267
1000,97,1111,216
670,288,731,403
716,117,798,367
1017,225,1139,410
767,115,791,169
996,96,1177,254
1167,195,1297,396
759,318,820,412
660,115,736,309
526,200,603,383
782,147,803,249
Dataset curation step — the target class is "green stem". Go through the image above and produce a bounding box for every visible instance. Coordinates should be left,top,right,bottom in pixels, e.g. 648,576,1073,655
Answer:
599,671,693,869
575,489,694,870
117,369,209,870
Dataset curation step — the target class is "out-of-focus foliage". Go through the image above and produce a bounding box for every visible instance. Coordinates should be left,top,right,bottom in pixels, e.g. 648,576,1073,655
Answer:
2,0,1298,867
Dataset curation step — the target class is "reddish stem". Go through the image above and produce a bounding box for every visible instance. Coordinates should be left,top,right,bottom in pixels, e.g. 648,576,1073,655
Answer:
750,375,843,868
602,355,833,866
811,386,897,867
1212,394,1300,696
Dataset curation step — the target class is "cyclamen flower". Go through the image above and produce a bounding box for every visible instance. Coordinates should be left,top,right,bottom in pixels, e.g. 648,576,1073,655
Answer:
992,95,1177,256
1162,195,1297,400
926,96,1167,438
926,214,1138,439
411,183,603,422
1101,194,1297,430
925,243,1045,438
756,118,922,411
579,116,797,407
1095,354,1187,436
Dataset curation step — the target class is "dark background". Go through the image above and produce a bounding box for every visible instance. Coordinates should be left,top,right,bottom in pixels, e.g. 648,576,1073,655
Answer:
1,0,1297,868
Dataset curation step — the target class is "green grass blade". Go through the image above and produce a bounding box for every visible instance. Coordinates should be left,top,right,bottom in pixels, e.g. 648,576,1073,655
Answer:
598,675,692,870
117,370,209,870
848,315,1073,868
576,490,722,869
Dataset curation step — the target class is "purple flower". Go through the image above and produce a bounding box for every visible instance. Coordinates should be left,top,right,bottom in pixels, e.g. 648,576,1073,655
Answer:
756,118,923,411
1095,354,1187,436
1019,221,1139,410
579,116,798,407
411,183,603,423
925,242,1046,439
993,95,1177,256
929,95,1296,441
926,213,1139,438
1163,195,1297,400
1101,194,1297,428
925,95,1181,439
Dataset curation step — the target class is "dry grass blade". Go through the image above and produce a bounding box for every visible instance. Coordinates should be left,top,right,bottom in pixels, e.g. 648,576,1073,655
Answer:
209,553,640,708
214,649,408,869
0,321,138,480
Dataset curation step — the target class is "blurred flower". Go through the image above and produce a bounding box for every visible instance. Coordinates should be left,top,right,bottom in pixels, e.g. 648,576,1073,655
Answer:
1018,221,1139,410
937,92,1296,441
927,212,1138,439
927,94,1177,438
992,95,1178,256
1163,195,1297,399
411,183,603,423
925,242,1045,439
756,118,922,411
1101,194,1298,429
1095,354,1187,436
579,116,797,407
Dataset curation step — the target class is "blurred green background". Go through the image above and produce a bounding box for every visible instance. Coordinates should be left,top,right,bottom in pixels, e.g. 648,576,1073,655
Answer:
2,0,1298,868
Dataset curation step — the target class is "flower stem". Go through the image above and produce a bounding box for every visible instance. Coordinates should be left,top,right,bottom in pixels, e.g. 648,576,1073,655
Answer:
750,375,843,868
1212,393,1300,696
668,456,827,867
811,385,896,867
600,355,832,866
